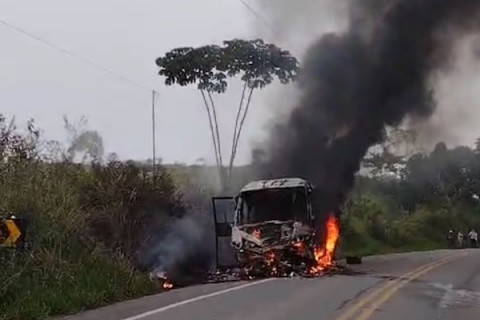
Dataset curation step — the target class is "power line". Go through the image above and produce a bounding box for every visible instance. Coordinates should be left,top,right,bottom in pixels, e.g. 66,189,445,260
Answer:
0,17,153,92
238,0,276,34
0,17,160,163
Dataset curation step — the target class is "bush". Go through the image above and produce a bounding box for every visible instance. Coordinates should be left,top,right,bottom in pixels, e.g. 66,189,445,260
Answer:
340,192,480,256
340,194,388,256
0,117,182,320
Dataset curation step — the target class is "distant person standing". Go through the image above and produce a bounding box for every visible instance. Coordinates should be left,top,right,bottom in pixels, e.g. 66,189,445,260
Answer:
457,231,465,248
468,229,478,248
447,230,455,247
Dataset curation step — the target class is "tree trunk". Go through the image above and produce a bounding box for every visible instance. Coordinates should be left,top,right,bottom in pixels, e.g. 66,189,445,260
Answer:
228,87,255,184
228,81,248,184
200,90,223,188
207,91,226,190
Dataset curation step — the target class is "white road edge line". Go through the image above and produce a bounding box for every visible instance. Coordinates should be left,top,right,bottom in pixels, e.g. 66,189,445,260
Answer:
120,278,276,320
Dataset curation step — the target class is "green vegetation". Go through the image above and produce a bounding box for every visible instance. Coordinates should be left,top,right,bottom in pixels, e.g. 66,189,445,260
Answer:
0,117,183,320
339,130,480,256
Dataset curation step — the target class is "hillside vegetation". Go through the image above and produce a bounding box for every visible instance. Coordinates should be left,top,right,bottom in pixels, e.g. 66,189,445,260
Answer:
340,138,480,256
1,118,479,320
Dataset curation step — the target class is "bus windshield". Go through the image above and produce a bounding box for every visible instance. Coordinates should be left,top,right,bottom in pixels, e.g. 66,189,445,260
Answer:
238,187,309,224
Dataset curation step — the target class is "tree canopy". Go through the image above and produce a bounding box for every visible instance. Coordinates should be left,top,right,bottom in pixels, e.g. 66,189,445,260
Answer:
156,39,298,92
156,39,298,190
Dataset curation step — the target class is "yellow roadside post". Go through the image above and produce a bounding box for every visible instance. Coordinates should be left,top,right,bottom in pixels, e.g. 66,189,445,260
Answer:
0,215,26,250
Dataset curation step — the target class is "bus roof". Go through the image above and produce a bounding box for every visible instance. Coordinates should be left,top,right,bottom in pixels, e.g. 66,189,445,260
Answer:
240,177,314,193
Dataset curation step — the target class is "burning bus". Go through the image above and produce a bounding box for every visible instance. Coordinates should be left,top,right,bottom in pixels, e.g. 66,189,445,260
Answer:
212,177,339,278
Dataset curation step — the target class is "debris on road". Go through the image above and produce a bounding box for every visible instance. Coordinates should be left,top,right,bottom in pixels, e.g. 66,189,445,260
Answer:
207,209,346,282
206,259,348,283
213,178,343,277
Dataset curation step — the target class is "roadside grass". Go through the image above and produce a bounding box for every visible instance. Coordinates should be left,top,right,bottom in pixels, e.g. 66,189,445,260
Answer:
0,249,156,320
0,160,160,320
0,119,179,320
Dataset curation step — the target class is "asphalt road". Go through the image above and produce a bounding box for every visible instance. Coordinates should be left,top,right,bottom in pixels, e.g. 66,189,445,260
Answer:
62,249,480,320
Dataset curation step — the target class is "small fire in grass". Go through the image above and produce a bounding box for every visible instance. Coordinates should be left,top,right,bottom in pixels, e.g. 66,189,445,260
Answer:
150,270,174,291
310,214,340,275
162,279,174,290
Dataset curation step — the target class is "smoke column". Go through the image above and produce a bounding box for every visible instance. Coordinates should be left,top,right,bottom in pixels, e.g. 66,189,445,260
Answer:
263,0,480,216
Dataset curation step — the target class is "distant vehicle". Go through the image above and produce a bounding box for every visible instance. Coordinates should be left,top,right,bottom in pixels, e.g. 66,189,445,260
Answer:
212,177,319,277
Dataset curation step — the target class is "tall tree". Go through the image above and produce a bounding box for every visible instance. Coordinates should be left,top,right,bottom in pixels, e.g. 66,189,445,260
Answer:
362,127,417,178
156,39,298,190
63,115,104,163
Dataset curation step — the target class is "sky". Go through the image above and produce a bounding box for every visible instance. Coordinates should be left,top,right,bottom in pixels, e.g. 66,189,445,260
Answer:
0,0,278,165
2,0,480,166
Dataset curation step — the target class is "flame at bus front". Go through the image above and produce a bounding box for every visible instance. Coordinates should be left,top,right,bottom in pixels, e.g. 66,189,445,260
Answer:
310,214,340,274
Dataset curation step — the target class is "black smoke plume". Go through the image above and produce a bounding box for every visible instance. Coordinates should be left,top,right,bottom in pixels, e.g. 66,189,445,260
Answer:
262,0,480,217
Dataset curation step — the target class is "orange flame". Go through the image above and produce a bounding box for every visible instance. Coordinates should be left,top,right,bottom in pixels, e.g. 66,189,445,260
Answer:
162,279,174,290
265,251,276,265
252,229,261,238
311,214,339,273
265,251,277,275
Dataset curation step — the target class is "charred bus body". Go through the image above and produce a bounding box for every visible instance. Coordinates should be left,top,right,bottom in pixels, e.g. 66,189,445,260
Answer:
212,178,320,277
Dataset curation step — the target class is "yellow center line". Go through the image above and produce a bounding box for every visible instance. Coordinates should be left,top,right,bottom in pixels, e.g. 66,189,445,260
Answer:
356,252,467,320
335,252,467,320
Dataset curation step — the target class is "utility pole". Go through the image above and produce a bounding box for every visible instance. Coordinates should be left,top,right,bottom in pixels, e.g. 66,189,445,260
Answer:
152,90,156,179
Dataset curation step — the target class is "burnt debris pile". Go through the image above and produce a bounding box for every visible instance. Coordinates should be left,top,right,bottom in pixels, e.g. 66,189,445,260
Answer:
207,213,342,282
